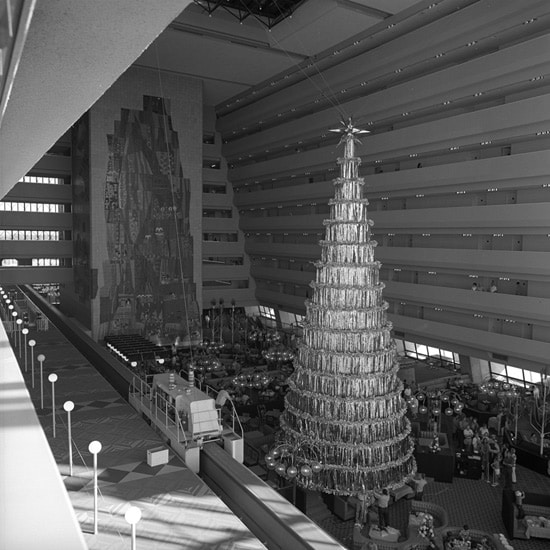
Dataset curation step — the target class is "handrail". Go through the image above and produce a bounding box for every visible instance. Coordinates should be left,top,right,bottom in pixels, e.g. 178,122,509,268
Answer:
203,382,244,438
226,394,245,437
130,374,189,446
176,412,188,446
243,439,261,466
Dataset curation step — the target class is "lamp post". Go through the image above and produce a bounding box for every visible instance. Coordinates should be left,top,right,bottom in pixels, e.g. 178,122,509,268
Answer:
210,299,216,342
48,373,58,438
6,298,14,334
508,387,521,441
540,368,550,457
16,318,23,356
497,383,521,441
218,298,224,344
64,401,75,476
88,440,102,534
11,309,17,336
125,506,142,550
231,299,236,348
37,353,46,409
29,339,36,388
22,328,29,371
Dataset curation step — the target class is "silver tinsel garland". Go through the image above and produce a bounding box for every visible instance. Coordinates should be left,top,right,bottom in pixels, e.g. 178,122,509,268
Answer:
292,364,401,397
301,325,392,353
297,345,396,375
319,242,377,264
311,284,385,309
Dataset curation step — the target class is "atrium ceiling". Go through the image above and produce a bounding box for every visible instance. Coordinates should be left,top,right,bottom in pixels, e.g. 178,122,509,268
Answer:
0,0,420,199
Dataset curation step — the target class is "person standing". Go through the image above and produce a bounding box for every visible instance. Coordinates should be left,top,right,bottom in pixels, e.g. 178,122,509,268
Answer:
502,449,514,489
491,453,501,487
480,436,491,482
373,489,391,530
510,448,517,484
414,473,428,501
463,424,474,453
488,434,500,463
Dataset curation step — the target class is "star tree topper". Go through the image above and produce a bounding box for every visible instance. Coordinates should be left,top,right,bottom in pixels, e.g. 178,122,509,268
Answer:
330,117,370,158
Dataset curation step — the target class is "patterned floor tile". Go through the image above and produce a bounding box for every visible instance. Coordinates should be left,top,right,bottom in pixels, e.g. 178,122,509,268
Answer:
97,468,130,483
107,461,142,472
118,471,151,483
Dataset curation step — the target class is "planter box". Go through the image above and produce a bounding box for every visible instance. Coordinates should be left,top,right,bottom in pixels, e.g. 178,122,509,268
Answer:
147,446,169,467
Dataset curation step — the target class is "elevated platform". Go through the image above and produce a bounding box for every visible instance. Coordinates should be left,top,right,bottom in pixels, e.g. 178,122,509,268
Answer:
0,318,265,550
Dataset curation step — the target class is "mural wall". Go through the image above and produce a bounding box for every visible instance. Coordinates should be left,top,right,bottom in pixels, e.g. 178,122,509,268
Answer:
99,96,200,341
88,66,203,342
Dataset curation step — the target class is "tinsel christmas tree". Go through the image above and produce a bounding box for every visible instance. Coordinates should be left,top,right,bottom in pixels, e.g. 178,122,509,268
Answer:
277,119,416,496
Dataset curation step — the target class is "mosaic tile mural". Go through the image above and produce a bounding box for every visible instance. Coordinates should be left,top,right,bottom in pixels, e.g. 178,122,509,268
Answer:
99,96,200,341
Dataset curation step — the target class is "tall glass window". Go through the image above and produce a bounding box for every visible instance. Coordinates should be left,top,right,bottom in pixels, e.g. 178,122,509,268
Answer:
489,362,542,388
395,338,461,369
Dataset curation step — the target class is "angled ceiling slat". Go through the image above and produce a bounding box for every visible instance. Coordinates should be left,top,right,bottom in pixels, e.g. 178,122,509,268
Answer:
0,0,193,199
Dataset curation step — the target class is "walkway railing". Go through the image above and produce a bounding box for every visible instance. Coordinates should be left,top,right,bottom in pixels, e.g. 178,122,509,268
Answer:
129,376,189,447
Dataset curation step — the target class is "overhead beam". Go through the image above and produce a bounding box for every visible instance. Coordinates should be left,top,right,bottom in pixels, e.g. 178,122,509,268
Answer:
334,0,392,19
0,0,192,199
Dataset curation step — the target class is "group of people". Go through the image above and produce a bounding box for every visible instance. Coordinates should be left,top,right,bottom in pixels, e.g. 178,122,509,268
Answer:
471,280,498,293
455,414,517,488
